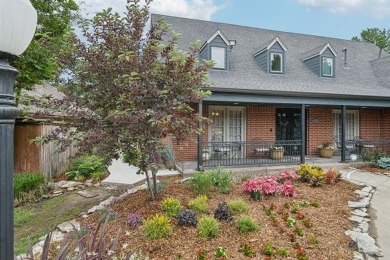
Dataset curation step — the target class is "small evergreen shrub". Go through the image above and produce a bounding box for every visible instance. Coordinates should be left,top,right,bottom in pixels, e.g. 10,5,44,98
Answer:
14,173,46,205
362,149,384,164
378,157,390,169
190,172,214,195
177,209,198,227
277,247,290,257
235,215,259,233
161,197,182,217
66,154,105,180
143,214,172,240
198,216,219,239
227,199,249,213
214,201,233,222
188,195,208,213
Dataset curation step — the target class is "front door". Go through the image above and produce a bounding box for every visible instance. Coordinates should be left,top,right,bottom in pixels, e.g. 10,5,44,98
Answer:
276,108,302,141
276,108,303,155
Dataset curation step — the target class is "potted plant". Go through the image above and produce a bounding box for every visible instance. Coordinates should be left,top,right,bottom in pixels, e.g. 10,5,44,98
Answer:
269,146,284,160
202,148,210,161
318,143,334,158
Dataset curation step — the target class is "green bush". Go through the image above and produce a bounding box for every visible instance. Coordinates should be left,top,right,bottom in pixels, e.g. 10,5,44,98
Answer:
235,215,259,233
188,195,208,213
209,166,233,193
227,199,250,213
14,173,46,205
198,216,219,239
66,154,106,181
161,197,182,217
378,157,390,169
143,214,172,240
190,172,214,195
362,149,384,164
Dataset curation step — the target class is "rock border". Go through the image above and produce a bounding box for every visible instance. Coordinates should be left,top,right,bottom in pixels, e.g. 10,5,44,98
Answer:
345,185,383,259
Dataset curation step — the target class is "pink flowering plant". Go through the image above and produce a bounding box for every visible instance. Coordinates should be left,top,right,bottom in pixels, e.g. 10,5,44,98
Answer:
242,172,297,200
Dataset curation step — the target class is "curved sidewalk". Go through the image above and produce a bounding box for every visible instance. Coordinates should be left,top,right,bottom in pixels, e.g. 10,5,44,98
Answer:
340,168,390,259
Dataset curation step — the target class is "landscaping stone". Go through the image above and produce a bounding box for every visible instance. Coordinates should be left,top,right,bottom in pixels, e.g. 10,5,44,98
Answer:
353,252,364,260
52,190,63,194
60,181,83,189
348,197,370,208
77,190,98,198
359,221,369,233
352,209,368,217
58,220,80,233
354,190,370,198
349,215,365,223
361,186,373,193
356,233,383,257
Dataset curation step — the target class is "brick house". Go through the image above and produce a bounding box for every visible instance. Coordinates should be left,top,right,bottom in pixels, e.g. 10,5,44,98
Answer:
151,14,390,169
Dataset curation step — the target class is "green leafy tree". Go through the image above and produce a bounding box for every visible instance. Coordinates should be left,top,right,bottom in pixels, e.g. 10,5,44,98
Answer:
42,0,212,200
352,28,390,58
11,0,78,98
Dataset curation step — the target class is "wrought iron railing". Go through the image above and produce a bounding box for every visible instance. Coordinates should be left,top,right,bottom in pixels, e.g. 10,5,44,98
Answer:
334,138,390,157
201,140,302,167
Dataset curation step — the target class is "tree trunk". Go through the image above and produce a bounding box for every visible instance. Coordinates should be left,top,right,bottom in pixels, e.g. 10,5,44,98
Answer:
143,167,155,201
151,166,158,197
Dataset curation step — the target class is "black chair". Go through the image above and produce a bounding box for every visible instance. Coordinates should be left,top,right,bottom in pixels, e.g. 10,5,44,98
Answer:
252,138,269,157
211,136,231,158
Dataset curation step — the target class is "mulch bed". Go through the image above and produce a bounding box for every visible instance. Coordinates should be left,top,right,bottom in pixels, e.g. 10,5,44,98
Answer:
81,175,360,259
357,164,390,175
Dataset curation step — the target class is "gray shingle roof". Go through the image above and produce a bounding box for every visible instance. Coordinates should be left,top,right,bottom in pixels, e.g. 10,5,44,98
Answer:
152,14,390,99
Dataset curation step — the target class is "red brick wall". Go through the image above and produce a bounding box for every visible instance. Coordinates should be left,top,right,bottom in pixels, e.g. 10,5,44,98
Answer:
381,109,390,139
360,109,381,139
307,107,333,155
246,106,275,141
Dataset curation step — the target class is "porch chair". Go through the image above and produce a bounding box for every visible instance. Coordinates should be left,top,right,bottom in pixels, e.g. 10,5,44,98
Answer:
252,138,269,157
333,135,357,155
211,136,231,158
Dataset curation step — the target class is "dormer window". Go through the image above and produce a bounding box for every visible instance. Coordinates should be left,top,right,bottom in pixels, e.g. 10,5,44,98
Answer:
322,57,333,76
199,29,235,71
211,46,226,69
253,36,287,74
271,53,283,73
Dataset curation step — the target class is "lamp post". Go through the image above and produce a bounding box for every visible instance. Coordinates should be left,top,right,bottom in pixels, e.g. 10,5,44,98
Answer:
0,0,37,258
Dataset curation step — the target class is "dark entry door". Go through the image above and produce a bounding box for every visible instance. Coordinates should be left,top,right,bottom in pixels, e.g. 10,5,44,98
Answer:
276,108,303,155
276,108,301,140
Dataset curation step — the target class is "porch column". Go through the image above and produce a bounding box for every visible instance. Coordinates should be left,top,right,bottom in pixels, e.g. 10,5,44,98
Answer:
300,104,306,163
341,105,347,162
196,100,203,171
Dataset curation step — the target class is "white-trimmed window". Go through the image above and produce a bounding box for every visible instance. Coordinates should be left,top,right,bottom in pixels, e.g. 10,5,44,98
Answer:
270,53,283,73
322,57,333,76
211,47,226,69
333,110,359,142
209,106,246,142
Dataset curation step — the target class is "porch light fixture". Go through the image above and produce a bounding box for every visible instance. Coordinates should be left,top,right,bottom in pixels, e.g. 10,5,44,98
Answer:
229,40,236,49
211,111,220,116
0,0,37,259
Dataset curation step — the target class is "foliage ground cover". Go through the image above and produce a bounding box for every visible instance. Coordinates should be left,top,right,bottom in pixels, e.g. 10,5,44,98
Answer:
79,172,359,259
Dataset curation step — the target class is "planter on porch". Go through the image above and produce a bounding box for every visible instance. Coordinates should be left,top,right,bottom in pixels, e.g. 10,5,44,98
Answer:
318,148,334,158
269,147,284,160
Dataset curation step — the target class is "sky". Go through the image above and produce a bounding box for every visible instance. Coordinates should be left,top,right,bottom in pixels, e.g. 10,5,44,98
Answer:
78,0,390,40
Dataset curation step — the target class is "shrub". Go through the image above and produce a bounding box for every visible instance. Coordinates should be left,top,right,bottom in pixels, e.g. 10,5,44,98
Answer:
214,247,228,259
190,172,214,195
214,201,233,222
280,180,296,197
127,213,143,229
277,171,299,183
261,243,273,256
143,214,172,240
240,244,256,257
236,215,259,233
198,216,219,239
325,168,341,184
209,166,233,193
91,171,105,182
378,157,390,169
362,149,384,164
161,145,176,170
14,173,46,205
66,154,105,180
227,199,249,213
177,209,198,227
188,195,208,213
297,163,325,186
122,147,141,165
161,197,182,217
242,175,297,199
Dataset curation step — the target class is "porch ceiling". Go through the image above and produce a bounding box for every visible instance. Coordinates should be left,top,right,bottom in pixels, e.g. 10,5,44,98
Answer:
204,91,390,108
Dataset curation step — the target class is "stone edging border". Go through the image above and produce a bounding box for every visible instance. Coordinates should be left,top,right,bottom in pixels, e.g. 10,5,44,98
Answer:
345,183,383,259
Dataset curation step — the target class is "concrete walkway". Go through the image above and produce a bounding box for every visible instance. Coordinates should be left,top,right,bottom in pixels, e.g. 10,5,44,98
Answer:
340,168,390,259
102,158,180,185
